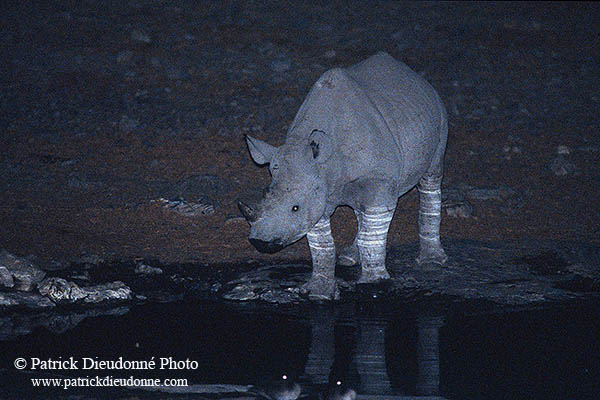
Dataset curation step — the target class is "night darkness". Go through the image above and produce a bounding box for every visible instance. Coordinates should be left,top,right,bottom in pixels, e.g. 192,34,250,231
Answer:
1,1,599,399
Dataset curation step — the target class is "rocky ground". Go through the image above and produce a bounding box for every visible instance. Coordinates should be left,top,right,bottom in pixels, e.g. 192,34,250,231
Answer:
0,1,599,271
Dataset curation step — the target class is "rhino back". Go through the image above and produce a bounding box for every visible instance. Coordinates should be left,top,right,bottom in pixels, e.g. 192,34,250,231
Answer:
345,52,446,186
286,52,445,193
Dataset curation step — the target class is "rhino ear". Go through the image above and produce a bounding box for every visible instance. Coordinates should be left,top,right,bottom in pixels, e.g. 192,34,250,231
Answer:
245,135,277,165
308,129,333,163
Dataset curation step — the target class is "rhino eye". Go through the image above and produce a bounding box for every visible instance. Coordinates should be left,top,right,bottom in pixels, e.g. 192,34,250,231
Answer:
292,205,299,212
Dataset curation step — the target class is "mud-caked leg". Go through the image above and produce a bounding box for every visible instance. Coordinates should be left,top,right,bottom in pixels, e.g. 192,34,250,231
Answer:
337,210,361,266
302,217,339,300
416,176,448,265
357,207,394,283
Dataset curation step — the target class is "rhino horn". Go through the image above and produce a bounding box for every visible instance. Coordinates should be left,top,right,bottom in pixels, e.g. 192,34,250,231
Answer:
238,200,258,223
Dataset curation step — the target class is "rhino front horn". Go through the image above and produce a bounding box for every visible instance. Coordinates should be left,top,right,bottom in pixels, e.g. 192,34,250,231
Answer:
238,201,258,223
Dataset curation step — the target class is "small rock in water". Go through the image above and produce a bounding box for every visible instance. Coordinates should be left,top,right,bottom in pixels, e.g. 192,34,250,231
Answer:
259,289,302,304
222,285,259,301
39,278,132,305
135,262,163,275
38,278,85,304
549,155,576,176
0,265,14,288
0,251,46,291
0,292,55,309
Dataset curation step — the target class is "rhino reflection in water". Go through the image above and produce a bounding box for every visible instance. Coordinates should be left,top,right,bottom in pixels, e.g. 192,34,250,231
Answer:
239,52,448,300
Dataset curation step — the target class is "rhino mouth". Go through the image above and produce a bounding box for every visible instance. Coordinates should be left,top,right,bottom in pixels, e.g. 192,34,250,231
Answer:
248,238,285,253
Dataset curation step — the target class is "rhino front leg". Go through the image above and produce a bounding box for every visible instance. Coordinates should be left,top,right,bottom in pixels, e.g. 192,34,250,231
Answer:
416,176,448,265
302,217,339,300
357,207,394,283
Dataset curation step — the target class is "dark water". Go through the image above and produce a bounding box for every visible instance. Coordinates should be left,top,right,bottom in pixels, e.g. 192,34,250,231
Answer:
1,299,599,399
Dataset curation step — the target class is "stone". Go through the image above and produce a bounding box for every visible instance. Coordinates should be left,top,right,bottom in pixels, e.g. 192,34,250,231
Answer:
445,201,473,218
116,50,134,64
549,155,576,176
38,278,132,305
135,262,163,275
0,250,46,291
222,285,260,301
271,56,292,73
0,292,55,309
556,145,570,155
0,265,14,288
119,114,139,132
131,29,151,43
153,197,215,217
324,50,336,59
259,289,302,304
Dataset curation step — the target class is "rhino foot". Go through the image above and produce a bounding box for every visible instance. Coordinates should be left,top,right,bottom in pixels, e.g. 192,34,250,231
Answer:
357,267,391,284
337,243,359,266
416,246,448,266
300,276,339,300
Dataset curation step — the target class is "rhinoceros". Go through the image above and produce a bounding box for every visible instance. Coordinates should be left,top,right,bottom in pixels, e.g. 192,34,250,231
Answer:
239,52,448,300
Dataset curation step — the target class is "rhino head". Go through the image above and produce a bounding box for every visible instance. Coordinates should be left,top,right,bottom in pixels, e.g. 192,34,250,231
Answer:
239,131,332,253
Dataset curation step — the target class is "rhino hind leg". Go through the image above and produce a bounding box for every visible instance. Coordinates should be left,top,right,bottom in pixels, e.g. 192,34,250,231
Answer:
338,210,361,266
302,217,339,300
357,207,394,283
416,175,448,266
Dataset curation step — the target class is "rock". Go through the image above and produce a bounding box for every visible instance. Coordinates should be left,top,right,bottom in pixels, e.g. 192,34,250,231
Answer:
0,250,46,291
83,281,132,304
0,292,55,309
38,278,132,305
131,29,151,43
135,262,163,275
153,197,215,217
76,253,104,267
271,56,292,73
119,114,139,132
38,278,86,303
222,285,260,301
116,50,134,64
466,186,517,201
324,50,336,59
444,185,522,216
556,145,570,155
549,155,576,176
445,200,473,218
260,289,302,304
0,265,14,288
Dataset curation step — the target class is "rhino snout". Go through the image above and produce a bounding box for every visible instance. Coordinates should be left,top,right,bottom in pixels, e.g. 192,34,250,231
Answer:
249,238,285,254
238,200,258,223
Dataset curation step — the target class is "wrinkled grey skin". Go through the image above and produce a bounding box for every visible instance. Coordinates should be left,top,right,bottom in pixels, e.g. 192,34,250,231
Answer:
239,52,448,300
